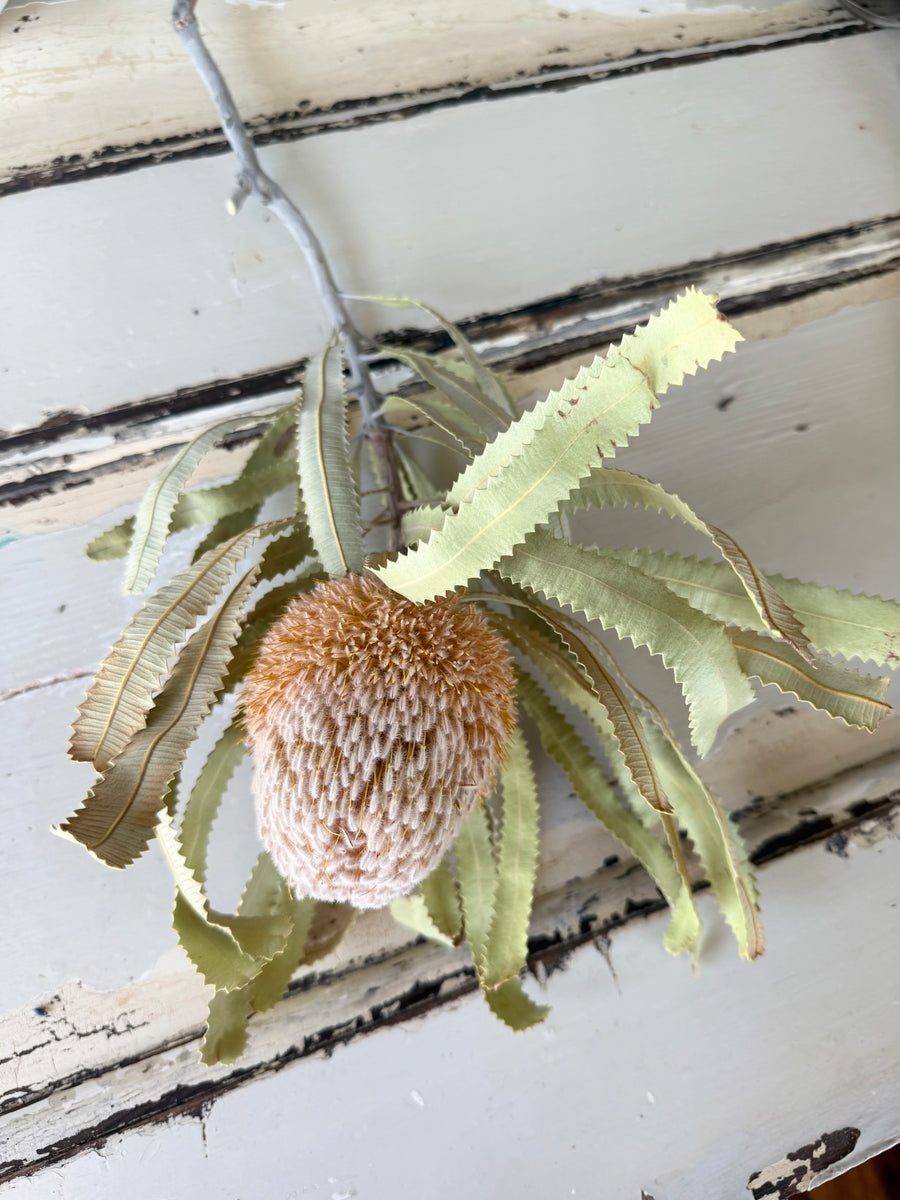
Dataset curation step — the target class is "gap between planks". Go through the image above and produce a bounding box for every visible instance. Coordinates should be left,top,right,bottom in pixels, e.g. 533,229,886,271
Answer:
3,212,900,522
2,726,899,1183
0,11,864,200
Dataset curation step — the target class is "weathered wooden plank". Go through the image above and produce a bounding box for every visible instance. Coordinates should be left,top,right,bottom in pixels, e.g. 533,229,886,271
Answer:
2,767,897,1193
4,215,899,515
0,0,853,192
3,33,900,434
5,292,899,699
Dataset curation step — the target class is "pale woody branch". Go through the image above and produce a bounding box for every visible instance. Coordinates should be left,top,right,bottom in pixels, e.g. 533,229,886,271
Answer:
171,0,403,548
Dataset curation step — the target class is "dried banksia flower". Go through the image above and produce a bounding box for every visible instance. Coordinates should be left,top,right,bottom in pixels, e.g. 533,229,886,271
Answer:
241,573,517,908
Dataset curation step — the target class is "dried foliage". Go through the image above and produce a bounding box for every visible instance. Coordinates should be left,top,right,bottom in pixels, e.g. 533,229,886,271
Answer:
64,288,900,1060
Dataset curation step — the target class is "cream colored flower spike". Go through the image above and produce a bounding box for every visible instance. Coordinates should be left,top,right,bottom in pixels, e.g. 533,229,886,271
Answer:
241,574,517,908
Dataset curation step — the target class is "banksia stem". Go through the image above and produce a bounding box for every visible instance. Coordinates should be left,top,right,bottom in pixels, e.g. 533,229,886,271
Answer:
242,574,517,907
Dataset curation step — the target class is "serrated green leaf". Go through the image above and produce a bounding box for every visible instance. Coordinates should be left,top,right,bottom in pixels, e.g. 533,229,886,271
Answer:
390,895,456,946
495,602,672,816
501,531,754,755
380,345,508,444
298,344,366,576
180,722,245,887
455,803,497,977
382,393,481,459
200,856,317,1065
350,292,516,419
58,563,262,868
87,458,297,565
393,441,442,505
155,814,278,992
376,290,741,602
515,670,698,958
482,728,540,988
421,859,463,944
730,629,890,730
563,467,813,660
484,978,549,1030
641,718,763,959
612,547,900,669
124,415,252,594
400,503,445,547
191,505,262,564
70,519,289,772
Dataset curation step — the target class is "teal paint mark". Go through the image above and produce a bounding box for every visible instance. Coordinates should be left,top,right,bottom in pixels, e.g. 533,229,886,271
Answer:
0,533,19,550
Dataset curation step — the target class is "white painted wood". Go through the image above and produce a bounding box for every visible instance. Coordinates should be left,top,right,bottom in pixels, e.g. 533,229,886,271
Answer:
5,812,898,1198
3,33,900,432
0,0,847,185
6,294,900,695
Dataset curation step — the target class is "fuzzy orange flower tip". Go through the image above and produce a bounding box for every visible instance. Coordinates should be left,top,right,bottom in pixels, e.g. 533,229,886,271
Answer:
241,573,517,908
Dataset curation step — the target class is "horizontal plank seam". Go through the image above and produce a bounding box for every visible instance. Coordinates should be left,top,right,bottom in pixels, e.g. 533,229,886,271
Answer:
2,789,896,1184
3,208,898,471
0,18,864,203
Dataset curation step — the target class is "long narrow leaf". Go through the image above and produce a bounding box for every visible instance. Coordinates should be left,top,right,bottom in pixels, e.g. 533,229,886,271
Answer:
124,415,251,593
421,859,463,944
609,547,900,668
376,290,741,602
455,804,497,977
730,629,890,730
298,344,366,576
515,671,698,956
642,718,763,959
390,895,456,946
349,292,516,419
501,531,754,755
58,564,262,868
70,519,289,771
563,467,813,660
482,729,540,988
200,856,317,1065
380,345,508,442
179,722,245,887
155,815,281,992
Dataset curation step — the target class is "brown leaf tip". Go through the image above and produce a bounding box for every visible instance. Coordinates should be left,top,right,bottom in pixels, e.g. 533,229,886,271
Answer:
242,574,516,908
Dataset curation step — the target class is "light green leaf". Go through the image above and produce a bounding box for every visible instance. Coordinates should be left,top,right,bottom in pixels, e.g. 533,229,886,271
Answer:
484,978,549,1031
350,292,516,419
382,392,482,458
421,859,463,945
455,803,497,977
492,610,699,958
180,722,245,887
563,467,813,660
482,728,540,988
70,519,289,772
501,531,754,755
642,719,763,960
515,670,698,957
730,629,890,731
376,289,741,602
200,856,317,1065
390,895,456,946
124,415,251,594
496,602,672,816
400,504,445,547
58,563,262,868
380,345,508,443
611,547,900,669
155,815,278,993
298,344,366,576
393,442,442,505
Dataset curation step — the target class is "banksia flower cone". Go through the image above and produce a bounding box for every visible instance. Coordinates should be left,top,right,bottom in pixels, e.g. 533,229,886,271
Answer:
241,574,517,908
